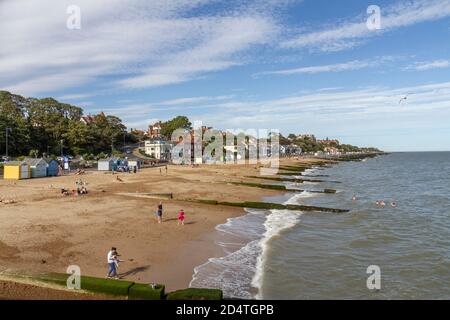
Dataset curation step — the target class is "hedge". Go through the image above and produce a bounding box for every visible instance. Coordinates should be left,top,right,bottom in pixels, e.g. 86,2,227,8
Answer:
35,273,134,297
167,288,223,300
2,271,224,300
128,283,165,300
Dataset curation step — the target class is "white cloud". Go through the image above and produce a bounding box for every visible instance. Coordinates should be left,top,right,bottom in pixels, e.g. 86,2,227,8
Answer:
179,82,450,129
406,59,450,71
109,81,450,131
117,16,275,89
0,0,279,95
282,0,450,52
255,56,399,77
57,93,96,101
256,60,377,76
157,95,234,105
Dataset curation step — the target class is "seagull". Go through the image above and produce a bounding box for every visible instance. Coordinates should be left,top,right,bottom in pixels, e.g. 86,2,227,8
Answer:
399,95,408,104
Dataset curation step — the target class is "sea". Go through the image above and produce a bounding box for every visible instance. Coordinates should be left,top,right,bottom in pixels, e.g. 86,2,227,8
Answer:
189,152,450,299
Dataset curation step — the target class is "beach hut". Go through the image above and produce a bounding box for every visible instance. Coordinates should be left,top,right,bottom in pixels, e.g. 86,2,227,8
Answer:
45,158,60,177
25,158,48,178
98,158,117,171
128,159,142,170
3,161,31,180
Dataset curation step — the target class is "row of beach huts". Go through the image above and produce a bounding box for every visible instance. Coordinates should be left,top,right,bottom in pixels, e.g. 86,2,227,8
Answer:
2,158,60,180
2,157,145,180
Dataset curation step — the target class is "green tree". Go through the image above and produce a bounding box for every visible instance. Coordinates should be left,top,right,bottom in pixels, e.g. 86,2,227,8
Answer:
160,116,192,138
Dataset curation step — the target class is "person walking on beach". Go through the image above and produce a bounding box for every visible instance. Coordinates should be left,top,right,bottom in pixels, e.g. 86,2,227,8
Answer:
107,247,120,279
165,165,168,175
156,201,163,223
178,209,185,226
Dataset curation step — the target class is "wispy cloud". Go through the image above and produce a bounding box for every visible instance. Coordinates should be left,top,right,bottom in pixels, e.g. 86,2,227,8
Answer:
0,0,280,95
406,59,450,71
157,95,234,106
57,93,96,101
255,55,402,77
110,81,450,131
255,59,386,77
282,0,450,52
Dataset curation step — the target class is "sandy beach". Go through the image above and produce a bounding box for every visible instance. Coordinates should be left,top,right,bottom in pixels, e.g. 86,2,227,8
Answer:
0,159,322,297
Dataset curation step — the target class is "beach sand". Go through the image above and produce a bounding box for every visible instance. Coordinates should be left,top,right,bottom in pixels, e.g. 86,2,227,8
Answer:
0,159,319,298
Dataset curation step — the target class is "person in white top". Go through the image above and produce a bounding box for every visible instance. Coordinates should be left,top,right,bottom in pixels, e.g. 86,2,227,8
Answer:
107,247,119,279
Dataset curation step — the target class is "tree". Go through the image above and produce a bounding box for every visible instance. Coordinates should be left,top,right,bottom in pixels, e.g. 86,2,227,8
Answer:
160,116,192,138
0,91,128,157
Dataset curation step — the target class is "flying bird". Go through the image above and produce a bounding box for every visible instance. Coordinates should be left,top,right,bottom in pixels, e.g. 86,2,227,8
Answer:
399,95,408,104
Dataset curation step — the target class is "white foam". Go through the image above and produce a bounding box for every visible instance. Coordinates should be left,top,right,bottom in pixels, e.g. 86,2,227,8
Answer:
251,197,303,299
189,195,303,299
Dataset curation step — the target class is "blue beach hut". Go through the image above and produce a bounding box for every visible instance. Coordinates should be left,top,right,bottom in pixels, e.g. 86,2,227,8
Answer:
45,158,60,176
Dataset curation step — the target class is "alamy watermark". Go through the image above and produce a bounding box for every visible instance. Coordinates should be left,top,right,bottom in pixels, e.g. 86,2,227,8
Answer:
66,5,81,30
366,265,381,290
66,265,81,290
367,5,382,30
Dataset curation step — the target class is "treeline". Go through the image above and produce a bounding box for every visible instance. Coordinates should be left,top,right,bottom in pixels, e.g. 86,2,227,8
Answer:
0,91,130,158
281,134,380,153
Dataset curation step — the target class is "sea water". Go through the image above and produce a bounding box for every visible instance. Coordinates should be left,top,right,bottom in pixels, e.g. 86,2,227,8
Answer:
190,152,450,299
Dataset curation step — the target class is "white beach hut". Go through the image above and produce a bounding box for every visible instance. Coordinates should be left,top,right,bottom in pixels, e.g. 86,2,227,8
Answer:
128,159,142,170
98,158,116,171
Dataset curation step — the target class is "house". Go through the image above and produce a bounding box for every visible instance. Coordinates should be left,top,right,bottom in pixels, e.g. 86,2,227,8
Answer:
144,140,171,161
324,147,340,155
318,138,340,146
80,115,95,125
3,161,30,180
25,158,48,178
45,158,60,177
98,158,117,171
148,121,162,138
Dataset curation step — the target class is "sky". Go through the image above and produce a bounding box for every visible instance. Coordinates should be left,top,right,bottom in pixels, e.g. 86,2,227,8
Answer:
1,0,450,151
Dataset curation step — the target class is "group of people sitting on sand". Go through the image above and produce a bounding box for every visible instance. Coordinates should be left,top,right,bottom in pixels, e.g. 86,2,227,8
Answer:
155,201,185,225
60,179,89,197
0,198,16,204
75,168,86,175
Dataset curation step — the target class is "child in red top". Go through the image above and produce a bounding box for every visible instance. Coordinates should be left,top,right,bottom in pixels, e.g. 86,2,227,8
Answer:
178,209,185,225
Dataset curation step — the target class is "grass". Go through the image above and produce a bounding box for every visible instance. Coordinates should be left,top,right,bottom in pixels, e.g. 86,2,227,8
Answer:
167,288,223,300
36,273,134,297
3,271,223,300
128,283,165,300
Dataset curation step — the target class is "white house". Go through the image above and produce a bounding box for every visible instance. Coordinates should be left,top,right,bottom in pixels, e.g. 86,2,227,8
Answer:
144,140,171,161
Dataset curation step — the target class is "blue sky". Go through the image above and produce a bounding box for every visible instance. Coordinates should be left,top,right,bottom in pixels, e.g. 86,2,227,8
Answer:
1,0,450,151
